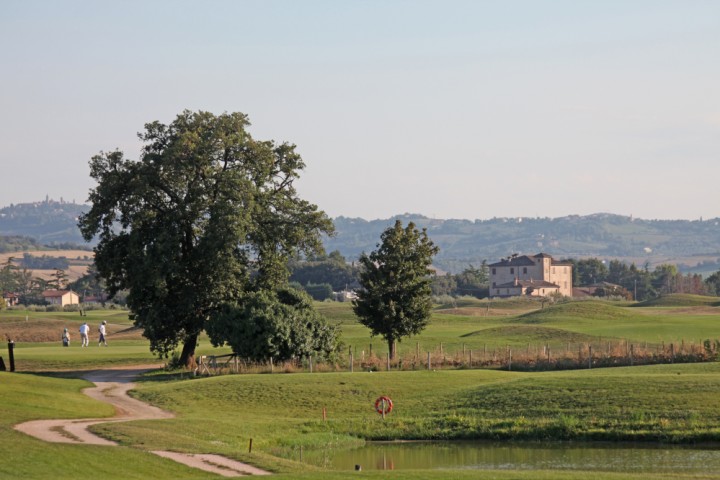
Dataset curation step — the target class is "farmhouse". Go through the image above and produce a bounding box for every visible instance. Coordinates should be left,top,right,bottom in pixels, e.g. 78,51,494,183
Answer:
3,292,19,307
42,289,80,306
489,253,572,298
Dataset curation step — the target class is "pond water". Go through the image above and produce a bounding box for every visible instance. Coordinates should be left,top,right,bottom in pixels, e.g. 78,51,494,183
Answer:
297,441,720,473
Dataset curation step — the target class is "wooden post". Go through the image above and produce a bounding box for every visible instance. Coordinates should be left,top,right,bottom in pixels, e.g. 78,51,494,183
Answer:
508,348,512,371
309,356,313,373
350,352,354,372
248,438,253,453
386,352,390,371
630,344,634,366
469,349,473,368
322,407,327,422
427,351,431,370
588,345,592,369
7,340,14,372
270,357,274,373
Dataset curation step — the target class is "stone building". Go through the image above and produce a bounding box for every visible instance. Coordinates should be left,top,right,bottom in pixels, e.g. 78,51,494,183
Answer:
489,253,573,298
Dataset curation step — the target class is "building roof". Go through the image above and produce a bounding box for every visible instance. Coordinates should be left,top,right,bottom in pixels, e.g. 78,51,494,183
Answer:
495,279,560,289
489,253,573,267
42,290,77,298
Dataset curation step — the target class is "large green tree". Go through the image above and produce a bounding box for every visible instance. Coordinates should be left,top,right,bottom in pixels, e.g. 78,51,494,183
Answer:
353,220,439,359
79,110,333,366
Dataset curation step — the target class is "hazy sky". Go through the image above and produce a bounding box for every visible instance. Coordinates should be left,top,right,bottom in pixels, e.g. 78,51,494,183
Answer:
1,1,718,221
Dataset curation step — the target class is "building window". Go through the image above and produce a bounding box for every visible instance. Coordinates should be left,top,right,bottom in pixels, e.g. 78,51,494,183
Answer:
523,267,527,274
492,268,496,275
510,268,514,274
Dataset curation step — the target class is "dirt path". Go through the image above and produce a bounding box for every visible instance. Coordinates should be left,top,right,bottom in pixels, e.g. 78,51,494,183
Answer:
14,366,270,477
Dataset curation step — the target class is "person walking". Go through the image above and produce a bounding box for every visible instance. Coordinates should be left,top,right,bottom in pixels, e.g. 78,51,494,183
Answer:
79,322,90,347
62,328,70,347
98,320,108,346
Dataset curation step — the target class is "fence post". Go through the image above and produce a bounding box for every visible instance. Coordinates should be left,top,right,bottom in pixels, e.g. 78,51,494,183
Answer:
350,352,354,372
588,345,592,369
508,348,512,371
7,340,15,372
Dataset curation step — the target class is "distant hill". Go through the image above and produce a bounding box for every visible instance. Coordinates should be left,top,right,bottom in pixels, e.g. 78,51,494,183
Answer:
327,213,720,274
0,199,89,248
1,201,719,274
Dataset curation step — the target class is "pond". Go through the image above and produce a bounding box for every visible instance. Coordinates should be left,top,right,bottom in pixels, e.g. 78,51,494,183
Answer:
296,441,720,473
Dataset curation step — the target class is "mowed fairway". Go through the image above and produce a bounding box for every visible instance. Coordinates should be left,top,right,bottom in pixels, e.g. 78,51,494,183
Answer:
2,295,720,479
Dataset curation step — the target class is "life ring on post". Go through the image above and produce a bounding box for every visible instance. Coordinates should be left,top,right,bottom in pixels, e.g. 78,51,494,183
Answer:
374,396,393,415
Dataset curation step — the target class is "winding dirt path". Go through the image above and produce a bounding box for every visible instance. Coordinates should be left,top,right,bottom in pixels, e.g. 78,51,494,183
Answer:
14,366,270,477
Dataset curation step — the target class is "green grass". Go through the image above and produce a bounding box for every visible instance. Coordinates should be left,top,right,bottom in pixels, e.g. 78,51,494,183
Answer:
4,300,720,479
0,371,218,480
634,294,720,307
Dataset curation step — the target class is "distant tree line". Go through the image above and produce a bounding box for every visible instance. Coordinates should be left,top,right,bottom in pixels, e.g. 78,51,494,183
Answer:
288,250,361,300
430,263,490,299
20,253,69,270
567,257,719,300
0,235,42,253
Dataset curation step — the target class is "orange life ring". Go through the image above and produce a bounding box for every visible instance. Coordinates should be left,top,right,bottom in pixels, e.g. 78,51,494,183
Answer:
374,395,393,415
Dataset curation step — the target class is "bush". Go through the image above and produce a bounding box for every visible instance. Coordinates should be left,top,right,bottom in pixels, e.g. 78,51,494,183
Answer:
206,287,341,363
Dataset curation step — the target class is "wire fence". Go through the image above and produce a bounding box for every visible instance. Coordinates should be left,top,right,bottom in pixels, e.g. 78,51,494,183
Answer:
194,339,720,376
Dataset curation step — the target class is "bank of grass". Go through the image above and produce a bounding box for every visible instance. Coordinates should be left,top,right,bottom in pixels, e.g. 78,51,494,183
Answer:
105,363,720,454
634,294,720,307
0,372,219,479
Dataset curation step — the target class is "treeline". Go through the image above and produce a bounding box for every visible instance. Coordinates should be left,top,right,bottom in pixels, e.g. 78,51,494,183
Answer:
567,258,720,300
431,263,490,298
0,258,109,307
288,250,360,300
0,235,42,253
20,253,69,270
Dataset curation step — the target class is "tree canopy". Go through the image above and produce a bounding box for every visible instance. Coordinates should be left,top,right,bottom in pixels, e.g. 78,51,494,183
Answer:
79,110,334,366
352,220,439,358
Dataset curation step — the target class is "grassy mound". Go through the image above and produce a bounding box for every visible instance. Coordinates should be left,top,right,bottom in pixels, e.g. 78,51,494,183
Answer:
461,325,597,344
513,301,635,324
633,294,720,307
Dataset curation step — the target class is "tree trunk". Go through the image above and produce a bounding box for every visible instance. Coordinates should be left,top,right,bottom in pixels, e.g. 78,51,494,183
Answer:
388,338,396,360
180,332,198,370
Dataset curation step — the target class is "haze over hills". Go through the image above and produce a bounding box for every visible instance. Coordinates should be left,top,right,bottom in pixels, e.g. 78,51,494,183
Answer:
1,200,719,275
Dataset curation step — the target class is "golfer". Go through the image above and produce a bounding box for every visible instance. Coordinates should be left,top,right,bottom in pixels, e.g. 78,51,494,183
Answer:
98,320,108,346
79,322,90,347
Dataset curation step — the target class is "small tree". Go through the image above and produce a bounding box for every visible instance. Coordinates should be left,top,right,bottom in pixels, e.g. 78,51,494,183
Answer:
353,220,439,359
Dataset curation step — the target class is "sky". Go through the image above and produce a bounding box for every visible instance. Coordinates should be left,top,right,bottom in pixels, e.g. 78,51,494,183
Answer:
1,0,718,221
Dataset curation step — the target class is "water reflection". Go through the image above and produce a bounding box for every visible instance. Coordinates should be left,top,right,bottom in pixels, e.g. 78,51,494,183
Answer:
299,441,720,473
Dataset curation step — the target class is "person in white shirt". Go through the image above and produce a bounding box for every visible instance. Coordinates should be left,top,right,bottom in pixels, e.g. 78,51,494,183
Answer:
79,322,90,347
98,320,108,346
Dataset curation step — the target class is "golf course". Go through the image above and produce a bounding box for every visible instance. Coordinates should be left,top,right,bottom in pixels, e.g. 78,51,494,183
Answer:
2,295,720,479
